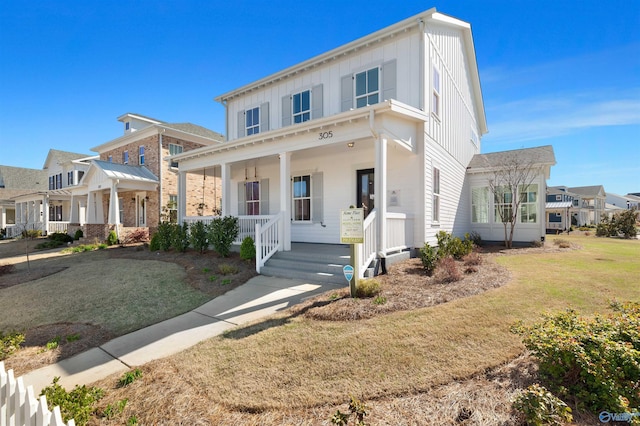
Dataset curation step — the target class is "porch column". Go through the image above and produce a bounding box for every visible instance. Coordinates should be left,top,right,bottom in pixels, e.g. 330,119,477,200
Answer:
88,191,104,224
221,163,231,217
177,171,186,224
79,198,87,225
280,151,291,251
70,194,79,223
107,181,120,225
375,134,388,256
42,195,49,235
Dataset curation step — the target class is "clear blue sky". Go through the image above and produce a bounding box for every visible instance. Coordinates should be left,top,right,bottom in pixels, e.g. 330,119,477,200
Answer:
1,1,638,195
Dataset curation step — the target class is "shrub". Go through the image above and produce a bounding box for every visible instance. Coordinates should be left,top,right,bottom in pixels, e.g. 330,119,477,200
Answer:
49,232,73,243
118,368,143,388
613,209,639,238
466,231,483,247
436,231,473,260
171,222,190,253
209,216,239,257
530,239,543,248
40,377,104,426
106,230,118,246
512,384,573,426
190,221,209,253
462,252,482,266
35,240,63,250
22,229,42,238
240,236,256,260
437,257,461,283
103,398,128,419
512,302,640,414
218,263,239,275
156,222,174,251
0,331,25,360
330,396,368,426
74,229,83,240
122,228,148,244
149,233,161,251
355,279,381,298
0,264,16,276
373,295,387,305
419,243,439,276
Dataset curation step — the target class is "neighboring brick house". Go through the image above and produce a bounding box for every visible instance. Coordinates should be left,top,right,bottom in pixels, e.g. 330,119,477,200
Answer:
68,113,224,241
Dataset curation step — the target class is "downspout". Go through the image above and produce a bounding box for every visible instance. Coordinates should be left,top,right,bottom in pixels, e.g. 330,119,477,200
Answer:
158,129,164,223
418,18,425,111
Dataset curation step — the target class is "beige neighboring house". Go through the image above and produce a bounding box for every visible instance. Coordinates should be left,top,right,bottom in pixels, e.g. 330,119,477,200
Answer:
568,185,606,225
0,165,47,237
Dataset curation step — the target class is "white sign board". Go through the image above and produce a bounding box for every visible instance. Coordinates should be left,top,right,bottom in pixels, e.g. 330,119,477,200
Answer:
340,208,364,244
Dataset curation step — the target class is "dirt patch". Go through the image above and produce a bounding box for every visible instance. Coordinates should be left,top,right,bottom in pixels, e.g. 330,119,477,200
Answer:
0,266,68,289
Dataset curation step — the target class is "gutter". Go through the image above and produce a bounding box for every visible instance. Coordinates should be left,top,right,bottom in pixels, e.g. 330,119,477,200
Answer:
159,129,164,223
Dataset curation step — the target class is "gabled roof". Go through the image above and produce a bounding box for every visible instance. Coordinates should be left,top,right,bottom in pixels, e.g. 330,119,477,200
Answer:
44,149,93,169
117,112,164,124
0,165,47,190
91,160,158,183
568,185,606,198
467,145,556,171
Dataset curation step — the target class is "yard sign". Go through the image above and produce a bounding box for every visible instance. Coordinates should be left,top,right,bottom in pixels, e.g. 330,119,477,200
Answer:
340,208,364,244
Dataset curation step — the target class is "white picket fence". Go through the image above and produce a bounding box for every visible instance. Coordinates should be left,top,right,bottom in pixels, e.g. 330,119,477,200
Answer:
0,362,75,426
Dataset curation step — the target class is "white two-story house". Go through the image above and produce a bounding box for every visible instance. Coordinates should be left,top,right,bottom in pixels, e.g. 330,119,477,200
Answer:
173,8,488,276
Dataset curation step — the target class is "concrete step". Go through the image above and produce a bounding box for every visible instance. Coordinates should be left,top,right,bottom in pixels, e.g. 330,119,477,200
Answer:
260,265,347,285
261,244,351,285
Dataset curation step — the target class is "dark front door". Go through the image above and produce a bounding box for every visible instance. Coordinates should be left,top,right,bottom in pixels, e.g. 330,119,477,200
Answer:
357,168,375,217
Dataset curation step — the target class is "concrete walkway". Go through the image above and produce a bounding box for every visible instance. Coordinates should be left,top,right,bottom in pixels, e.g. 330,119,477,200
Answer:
21,275,342,394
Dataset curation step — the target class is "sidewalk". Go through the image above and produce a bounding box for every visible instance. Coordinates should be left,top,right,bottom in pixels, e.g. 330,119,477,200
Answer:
22,275,342,394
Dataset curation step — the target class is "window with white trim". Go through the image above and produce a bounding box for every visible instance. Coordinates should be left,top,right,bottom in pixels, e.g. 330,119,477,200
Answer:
245,107,260,136
519,184,538,223
125,122,130,131
432,67,441,117
169,144,183,168
471,187,489,223
432,168,440,222
49,176,54,190
245,181,261,215
123,150,129,164
555,194,562,201
292,175,311,221
292,90,311,124
494,187,513,223
355,67,379,108
139,146,145,165
67,171,74,186
168,194,178,223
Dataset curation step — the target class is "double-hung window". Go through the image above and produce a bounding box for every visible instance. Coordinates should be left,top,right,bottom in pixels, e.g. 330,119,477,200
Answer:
471,187,489,223
245,181,261,215
67,171,74,186
519,184,538,223
246,107,260,136
432,168,440,222
292,90,311,123
432,67,441,117
292,175,311,221
494,187,513,223
355,67,379,108
169,144,183,168
49,176,54,190
139,146,145,165
55,173,62,189
123,150,129,164
168,194,178,223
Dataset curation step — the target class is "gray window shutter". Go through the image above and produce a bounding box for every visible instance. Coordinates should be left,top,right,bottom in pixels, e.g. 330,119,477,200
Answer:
340,74,353,112
311,84,323,119
237,110,245,138
282,95,292,127
260,178,269,214
237,182,246,215
311,172,323,224
382,59,397,101
260,102,270,132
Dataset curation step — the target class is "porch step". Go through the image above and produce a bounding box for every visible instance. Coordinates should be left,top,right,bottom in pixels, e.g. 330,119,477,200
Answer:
260,244,351,285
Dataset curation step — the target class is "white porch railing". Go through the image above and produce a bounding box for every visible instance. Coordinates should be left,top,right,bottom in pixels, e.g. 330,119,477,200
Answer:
547,222,565,230
5,225,19,238
47,222,70,234
255,213,283,273
183,216,216,228
183,215,274,245
357,209,378,279
386,213,412,253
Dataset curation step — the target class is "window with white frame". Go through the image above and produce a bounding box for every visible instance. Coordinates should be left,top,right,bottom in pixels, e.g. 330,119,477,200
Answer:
355,67,379,108
245,181,261,215
78,171,84,183
123,150,129,164
519,184,538,223
119,197,124,223
168,194,178,222
471,187,489,223
139,146,145,165
494,187,513,223
169,144,183,168
67,171,74,186
292,90,311,123
432,168,440,222
292,175,311,221
555,194,562,201
125,122,130,131
245,107,260,135
49,176,54,190
55,173,62,189
432,67,441,117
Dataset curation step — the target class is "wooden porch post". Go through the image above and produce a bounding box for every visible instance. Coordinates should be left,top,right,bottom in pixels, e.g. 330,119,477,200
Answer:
280,151,291,251
375,134,388,257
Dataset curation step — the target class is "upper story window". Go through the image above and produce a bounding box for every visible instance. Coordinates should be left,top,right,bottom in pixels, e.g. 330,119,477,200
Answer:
123,150,129,165
355,67,379,108
432,67,441,117
246,107,260,136
67,171,74,186
169,144,183,168
139,146,145,165
292,90,311,124
49,176,54,190
555,194,562,201
78,171,84,183
125,122,130,131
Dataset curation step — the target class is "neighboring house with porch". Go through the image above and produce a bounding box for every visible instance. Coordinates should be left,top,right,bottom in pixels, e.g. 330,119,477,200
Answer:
606,192,640,213
0,165,48,237
173,8,490,280
568,185,606,225
545,186,579,232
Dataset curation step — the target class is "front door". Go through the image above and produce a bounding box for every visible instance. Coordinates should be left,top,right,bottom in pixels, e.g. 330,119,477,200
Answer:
356,168,374,217
136,194,147,227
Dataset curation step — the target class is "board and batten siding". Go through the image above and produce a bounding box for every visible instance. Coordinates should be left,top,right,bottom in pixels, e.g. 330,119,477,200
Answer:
225,27,422,141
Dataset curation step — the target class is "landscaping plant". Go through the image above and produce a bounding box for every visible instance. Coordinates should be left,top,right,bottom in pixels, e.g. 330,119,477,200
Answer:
190,220,209,253
512,384,573,426
240,236,256,260
209,216,239,257
40,377,104,426
171,222,190,252
0,331,25,360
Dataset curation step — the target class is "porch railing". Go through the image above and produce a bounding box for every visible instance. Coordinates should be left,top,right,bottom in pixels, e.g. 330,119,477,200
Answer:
183,215,274,245
5,225,19,238
386,213,412,253
47,221,70,234
255,213,283,273
357,209,378,279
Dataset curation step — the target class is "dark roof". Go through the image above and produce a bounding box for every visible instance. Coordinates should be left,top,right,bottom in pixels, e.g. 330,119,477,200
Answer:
45,149,93,168
467,145,556,171
568,185,605,197
0,165,47,190
163,123,224,142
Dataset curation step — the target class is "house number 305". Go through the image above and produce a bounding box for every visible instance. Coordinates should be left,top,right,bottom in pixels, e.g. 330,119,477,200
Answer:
318,131,333,140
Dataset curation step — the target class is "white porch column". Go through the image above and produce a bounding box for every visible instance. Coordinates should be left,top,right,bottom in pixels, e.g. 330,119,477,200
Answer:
79,198,87,225
42,195,49,235
88,191,104,224
107,181,120,225
221,163,231,217
280,151,291,251
177,171,187,224
375,135,388,256
70,194,79,223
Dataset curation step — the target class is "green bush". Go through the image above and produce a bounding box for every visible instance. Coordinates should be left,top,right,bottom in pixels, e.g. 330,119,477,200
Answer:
172,222,190,253
40,377,104,426
614,209,639,238
149,233,161,251
512,302,640,414
330,396,368,425
436,231,473,260
209,216,239,257
118,368,143,388
190,221,209,253
156,222,174,251
106,230,118,246
49,232,73,243
419,243,439,276
218,263,239,275
355,279,381,298
240,236,256,260
512,384,573,426
74,229,83,240
22,229,42,238
35,240,64,250
0,331,25,360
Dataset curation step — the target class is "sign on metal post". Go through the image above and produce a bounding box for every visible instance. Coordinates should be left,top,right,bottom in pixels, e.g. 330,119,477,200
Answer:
343,265,354,283
340,208,364,244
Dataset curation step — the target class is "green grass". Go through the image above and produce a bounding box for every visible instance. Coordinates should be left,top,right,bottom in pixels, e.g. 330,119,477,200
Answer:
0,251,211,335
172,234,640,411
